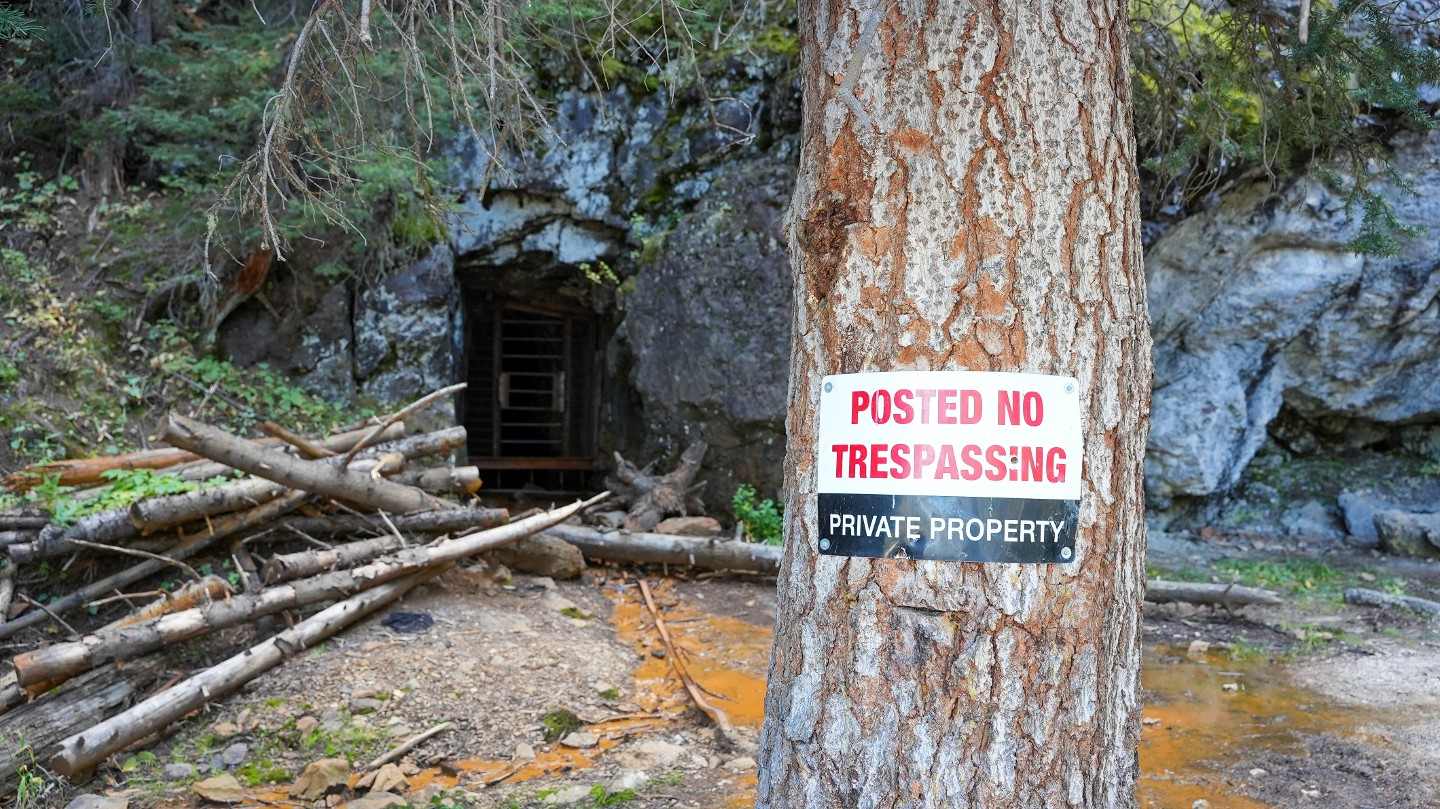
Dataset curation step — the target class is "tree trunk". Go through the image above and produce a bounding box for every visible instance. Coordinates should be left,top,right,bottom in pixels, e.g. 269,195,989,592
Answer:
756,2,1151,807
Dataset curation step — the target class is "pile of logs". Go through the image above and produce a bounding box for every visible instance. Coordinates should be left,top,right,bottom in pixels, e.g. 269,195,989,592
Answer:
0,390,604,782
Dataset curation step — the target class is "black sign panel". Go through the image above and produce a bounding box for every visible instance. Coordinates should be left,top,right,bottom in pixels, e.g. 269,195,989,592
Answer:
817,493,1078,563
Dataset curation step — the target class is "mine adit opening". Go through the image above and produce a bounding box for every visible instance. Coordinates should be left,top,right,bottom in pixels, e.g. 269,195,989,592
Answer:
458,293,601,495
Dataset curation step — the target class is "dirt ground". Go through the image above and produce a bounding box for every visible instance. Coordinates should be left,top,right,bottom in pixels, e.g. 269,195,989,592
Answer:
35,535,1440,809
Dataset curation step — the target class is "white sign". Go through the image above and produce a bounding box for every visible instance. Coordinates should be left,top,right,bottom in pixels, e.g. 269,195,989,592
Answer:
818,371,1083,500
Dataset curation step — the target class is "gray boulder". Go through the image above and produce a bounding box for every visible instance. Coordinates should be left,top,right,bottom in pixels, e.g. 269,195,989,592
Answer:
1373,508,1440,559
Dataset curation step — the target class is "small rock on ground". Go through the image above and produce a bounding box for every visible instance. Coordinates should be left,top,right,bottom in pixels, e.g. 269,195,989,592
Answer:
192,774,245,803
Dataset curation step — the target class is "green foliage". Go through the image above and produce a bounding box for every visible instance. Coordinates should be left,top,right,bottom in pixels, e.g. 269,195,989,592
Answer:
598,687,621,700
541,707,584,743
560,606,595,620
1215,558,1342,593
147,321,368,434
0,7,44,41
1130,0,1440,252
30,469,205,526
585,784,638,806
732,484,783,545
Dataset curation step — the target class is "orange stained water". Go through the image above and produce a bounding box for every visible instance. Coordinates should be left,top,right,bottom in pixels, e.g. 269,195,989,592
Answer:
1139,646,1388,809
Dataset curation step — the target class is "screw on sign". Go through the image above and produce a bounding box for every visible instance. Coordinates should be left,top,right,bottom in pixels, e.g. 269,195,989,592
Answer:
815,371,1083,564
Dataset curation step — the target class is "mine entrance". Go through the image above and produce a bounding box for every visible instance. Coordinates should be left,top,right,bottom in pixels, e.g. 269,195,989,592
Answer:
460,297,599,494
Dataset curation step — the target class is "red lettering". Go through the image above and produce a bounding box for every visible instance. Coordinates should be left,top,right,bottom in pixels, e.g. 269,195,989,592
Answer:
870,443,889,479
914,443,936,478
1019,446,1044,481
871,390,892,424
961,444,983,481
832,444,848,478
916,389,937,423
891,443,912,478
848,444,868,478
985,445,1008,481
937,390,957,424
936,444,959,479
998,390,1021,425
960,389,982,424
851,391,870,425
893,389,914,424
1023,391,1044,426
1046,447,1067,483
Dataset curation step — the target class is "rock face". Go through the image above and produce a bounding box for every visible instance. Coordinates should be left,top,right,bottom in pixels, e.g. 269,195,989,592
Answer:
1144,129,1440,505
617,156,794,501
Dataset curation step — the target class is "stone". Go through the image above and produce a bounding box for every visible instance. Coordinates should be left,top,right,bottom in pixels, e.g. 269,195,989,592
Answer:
370,763,409,794
540,591,580,614
210,722,239,741
559,731,598,748
620,156,795,503
487,534,585,580
606,770,649,793
1374,509,1440,559
296,715,320,734
1339,489,1388,546
653,516,723,537
193,774,245,803
350,697,384,714
611,739,686,771
319,708,346,731
514,742,537,761
344,792,409,809
1280,500,1343,542
64,796,128,809
221,743,248,768
163,762,196,780
289,758,351,800
354,245,462,410
723,756,756,771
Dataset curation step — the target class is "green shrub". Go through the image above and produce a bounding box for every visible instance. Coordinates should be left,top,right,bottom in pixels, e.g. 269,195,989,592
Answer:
732,484,783,545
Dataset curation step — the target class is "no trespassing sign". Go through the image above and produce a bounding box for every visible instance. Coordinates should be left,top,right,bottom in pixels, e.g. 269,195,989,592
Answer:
816,371,1083,564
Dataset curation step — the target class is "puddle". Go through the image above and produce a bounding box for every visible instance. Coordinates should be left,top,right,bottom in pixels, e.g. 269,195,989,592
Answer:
1139,646,1391,808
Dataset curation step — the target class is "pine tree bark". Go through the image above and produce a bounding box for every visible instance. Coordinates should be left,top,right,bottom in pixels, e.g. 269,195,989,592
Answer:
756,2,1151,807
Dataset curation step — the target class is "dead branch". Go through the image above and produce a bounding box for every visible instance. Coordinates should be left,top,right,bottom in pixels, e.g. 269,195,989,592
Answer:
49,565,444,778
638,579,735,738
1345,587,1440,618
0,492,311,641
543,524,780,574
1145,580,1282,607
13,496,601,686
159,413,452,515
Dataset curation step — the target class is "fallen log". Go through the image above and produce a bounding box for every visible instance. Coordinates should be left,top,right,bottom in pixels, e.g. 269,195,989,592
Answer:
13,497,600,687
0,530,38,547
264,505,509,543
390,465,482,496
543,524,781,574
7,426,447,563
0,653,168,781
166,422,408,482
49,566,443,778
133,426,465,535
261,507,509,582
3,447,200,493
159,414,450,516
0,514,50,531
0,492,312,642
1344,586,1440,618
1144,580,1283,607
